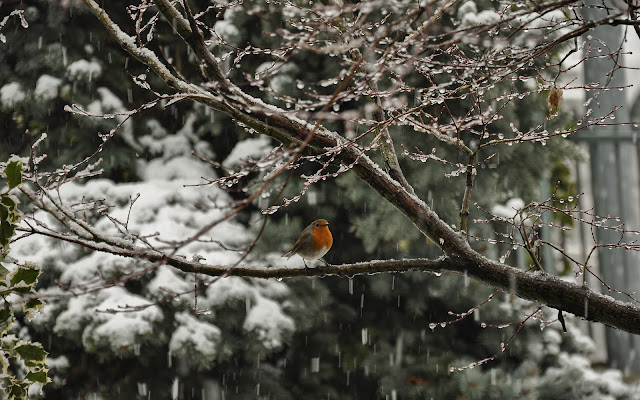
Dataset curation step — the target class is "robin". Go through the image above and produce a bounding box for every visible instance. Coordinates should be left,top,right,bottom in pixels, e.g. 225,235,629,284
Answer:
282,219,333,270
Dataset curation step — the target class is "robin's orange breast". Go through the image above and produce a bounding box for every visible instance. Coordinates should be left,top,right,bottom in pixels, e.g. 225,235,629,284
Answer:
311,226,333,252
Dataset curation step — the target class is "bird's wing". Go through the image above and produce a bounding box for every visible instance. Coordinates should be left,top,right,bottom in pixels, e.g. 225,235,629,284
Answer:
281,231,308,258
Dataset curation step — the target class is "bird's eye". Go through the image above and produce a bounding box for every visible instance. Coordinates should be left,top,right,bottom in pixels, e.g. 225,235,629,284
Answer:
315,223,319,227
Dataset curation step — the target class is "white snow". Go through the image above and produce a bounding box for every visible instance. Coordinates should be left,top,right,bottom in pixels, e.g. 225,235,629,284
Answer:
543,327,562,355
89,288,163,350
84,86,142,152
34,74,61,100
35,176,251,255
271,74,295,95
204,277,256,307
27,383,43,397
139,132,191,158
142,155,211,182
46,355,70,370
461,8,500,27
54,287,163,350
0,82,26,108
59,252,132,286
214,19,240,45
491,198,525,219
520,10,566,30
138,114,215,176
95,87,123,111
541,352,631,397
66,58,102,81
223,136,273,167
169,312,221,359
145,118,168,139
457,1,477,18
147,266,193,298
252,279,290,298
243,295,295,350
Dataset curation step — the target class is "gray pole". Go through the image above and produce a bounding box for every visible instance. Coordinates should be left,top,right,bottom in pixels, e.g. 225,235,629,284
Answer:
581,4,640,372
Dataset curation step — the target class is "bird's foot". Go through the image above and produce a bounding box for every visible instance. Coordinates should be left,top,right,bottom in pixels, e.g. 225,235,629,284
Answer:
303,260,310,276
